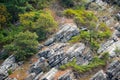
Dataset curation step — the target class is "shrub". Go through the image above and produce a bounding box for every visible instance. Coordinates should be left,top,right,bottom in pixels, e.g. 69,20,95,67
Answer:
100,52,109,61
8,69,12,75
4,31,39,61
29,0,54,9
90,40,100,52
0,4,10,29
60,0,88,8
19,10,58,41
64,9,98,27
59,56,107,73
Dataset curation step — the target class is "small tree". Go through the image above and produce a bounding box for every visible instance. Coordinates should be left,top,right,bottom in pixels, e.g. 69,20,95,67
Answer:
19,11,58,41
0,4,10,29
4,31,39,61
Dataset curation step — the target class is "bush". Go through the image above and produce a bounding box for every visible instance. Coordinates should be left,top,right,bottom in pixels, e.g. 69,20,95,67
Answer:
100,52,109,59
59,56,106,73
90,40,100,52
29,0,54,9
19,10,58,41
60,0,88,8
64,9,98,27
4,31,39,61
33,11,58,41
8,69,12,75
0,4,10,29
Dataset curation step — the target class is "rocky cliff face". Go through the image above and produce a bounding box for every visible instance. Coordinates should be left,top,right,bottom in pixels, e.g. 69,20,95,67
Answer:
91,60,120,80
0,0,120,80
103,0,120,6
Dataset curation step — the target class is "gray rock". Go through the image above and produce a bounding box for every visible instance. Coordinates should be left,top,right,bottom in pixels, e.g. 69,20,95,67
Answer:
25,73,36,80
48,52,67,68
116,12,120,21
90,70,107,80
58,71,73,80
37,44,44,50
55,24,79,42
115,25,120,32
40,68,58,80
34,72,43,80
115,31,120,37
0,55,18,80
0,73,7,80
38,49,53,59
44,37,55,46
29,57,47,75
106,60,120,80
97,39,116,54
66,43,85,59
5,78,17,80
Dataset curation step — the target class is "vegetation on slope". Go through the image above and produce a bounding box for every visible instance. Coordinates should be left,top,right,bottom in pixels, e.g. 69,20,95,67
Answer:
63,9,111,52
60,52,109,73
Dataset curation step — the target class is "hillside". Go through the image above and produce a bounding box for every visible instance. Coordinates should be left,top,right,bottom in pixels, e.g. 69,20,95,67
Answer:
0,0,120,80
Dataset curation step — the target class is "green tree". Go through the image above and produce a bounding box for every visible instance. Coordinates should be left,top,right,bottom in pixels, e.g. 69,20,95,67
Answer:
67,9,111,53
4,31,39,61
19,10,58,41
60,0,88,8
0,0,33,23
29,0,54,9
0,4,10,29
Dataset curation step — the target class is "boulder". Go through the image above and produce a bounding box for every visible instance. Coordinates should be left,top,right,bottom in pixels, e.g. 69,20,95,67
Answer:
90,70,107,80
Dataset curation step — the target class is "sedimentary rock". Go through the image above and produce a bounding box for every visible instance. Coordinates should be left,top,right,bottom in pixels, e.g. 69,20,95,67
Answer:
58,71,73,80
40,68,58,80
25,73,36,80
90,70,107,80
0,55,18,80
107,60,120,80
55,24,79,42
91,60,120,80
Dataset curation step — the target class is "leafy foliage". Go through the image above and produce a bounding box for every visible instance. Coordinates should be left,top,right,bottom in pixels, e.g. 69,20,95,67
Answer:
4,31,39,61
64,9,98,27
29,0,54,9
59,55,109,73
60,0,88,8
19,10,58,41
0,4,10,28
66,9,111,52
